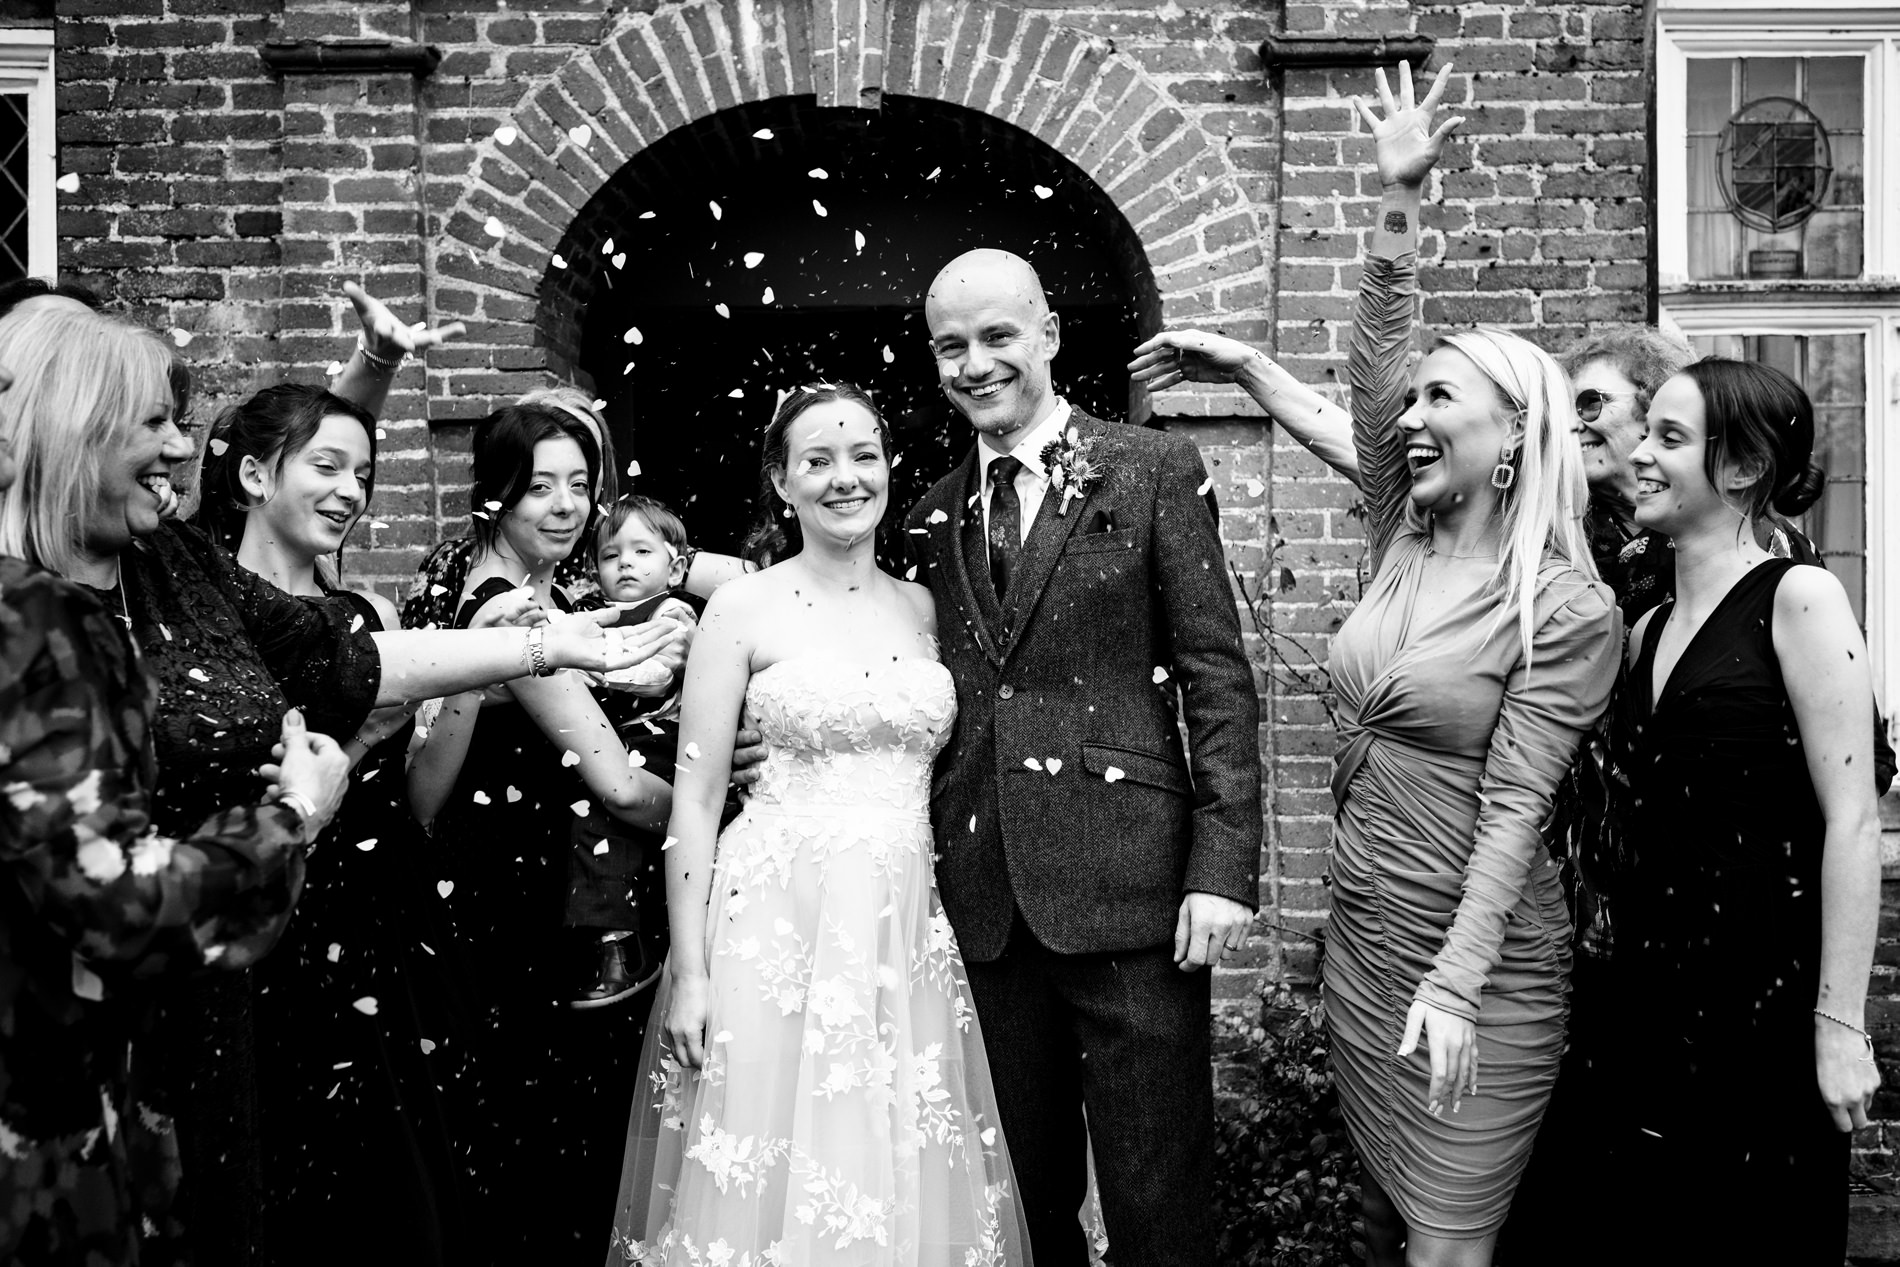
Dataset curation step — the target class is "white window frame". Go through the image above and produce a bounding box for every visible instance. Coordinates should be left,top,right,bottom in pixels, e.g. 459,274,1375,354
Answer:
0,30,54,279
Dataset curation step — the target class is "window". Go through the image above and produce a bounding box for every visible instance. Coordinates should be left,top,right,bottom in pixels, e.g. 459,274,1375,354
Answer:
1658,6,1900,718
0,30,52,283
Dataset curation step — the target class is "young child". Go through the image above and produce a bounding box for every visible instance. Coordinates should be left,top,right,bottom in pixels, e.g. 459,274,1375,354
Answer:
568,495,697,1008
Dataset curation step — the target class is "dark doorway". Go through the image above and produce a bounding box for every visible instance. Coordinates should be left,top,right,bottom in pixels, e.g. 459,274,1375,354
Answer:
556,95,1159,557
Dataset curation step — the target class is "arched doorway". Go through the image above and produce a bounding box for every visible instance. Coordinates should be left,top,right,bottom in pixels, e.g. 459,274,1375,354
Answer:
551,95,1160,555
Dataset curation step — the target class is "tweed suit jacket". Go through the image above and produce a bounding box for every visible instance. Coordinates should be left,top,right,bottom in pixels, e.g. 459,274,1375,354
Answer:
906,409,1263,962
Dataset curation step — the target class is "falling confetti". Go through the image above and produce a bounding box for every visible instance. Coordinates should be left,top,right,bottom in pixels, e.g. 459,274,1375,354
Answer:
969,815,977,832
808,167,829,179
471,789,491,805
762,286,775,303
55,172,80,193
326,361,344,377
505,786,522,802
592,398,607,410
354,838,377,851
602,237,615,254
626,460,641,477
1152,666,1170,685
927,509,949,524
420,1038,437,1054
1245,478,1265,498
437,880,454,898
560,749,581,767
628,749,646,768
753,127,775,140
1046,758,1063,775
1024,757,1043,772
568,124,592,147
1197,476,1214,496
926,166,942,180
1104,767,1126,783
493,125,518,145
551,253,568,269
611,252,626,270
1034,184,1054,199
593,841,610,856
639,210,655,219
743,251,766,269
326,943,342,962
853,230,865,254
623,326,643,345
352,997,379,1016
812,199,828,217
714,303,730,318
728,387,744,398
571,799,591,816
709,199,723,220
685,742,702,760
661,835,681,850
208,438,230,456
170,328,193,347
483,216,505,239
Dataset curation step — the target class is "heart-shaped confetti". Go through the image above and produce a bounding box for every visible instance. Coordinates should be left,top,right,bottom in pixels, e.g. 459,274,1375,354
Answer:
1034,184,1054,199
709,199,722,220
170,328,193,347
568,124,592,147
436,880,454,899
623,326,642,345
551,253,568,269
1104,766,1127,783
853,230,865,253
471,789,491,805
1046,758,1063,775
661,835,680,850
808,167,829,180
209,438,230,456
326,360,345,377
1023,757,1043,772
611,252,626,270
352,996,379,1015
714,303,730,318
627,749,646,767
601,237,615,254
728,387,744,398
753,128,775,140
505,786,522,802
483,216,505,238
927,509,948,524
56,172,80,193
420,1038,437,1054
560,749,581,767
812,199,828,217
493,125,518,145
1246,478,1265,498
593,841,610,855
327,943,342,962
761,287,775,304
626,460,641,478
571,799,591,816
354,837,377,851
744,251,764,268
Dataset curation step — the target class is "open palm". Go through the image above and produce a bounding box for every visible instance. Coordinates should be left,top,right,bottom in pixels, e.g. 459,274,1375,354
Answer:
1353,62,1463,189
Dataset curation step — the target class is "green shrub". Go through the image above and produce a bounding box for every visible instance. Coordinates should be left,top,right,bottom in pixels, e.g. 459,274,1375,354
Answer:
1211,984,1366,1266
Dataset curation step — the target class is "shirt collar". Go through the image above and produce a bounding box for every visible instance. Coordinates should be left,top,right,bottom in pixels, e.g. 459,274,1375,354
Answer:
979,398,1071,492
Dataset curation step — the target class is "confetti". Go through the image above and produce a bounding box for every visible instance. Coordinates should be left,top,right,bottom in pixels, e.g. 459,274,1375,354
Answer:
1034,184,1054,199
753,127,775,140
761,286,775,304
713,1030,733,1043
561,749,581,767
905,565,918,580
639,210,655,220
926,166,942,180
1245,478,1265,498
354,837,377,852
593,398,607,411
420,1038,436,1054
744,251,765,268
327,943,342,962
505,786,522,802
685,742,702,760
969,815,977,833
483,216,505,238
170,328,193,347
882,345,895,364
571,799,591,816
714,303,730,318
853,230,865,253
628,749,646,768
1197,476,1214,496
493,125,518,145
1152,666,1170,685
551,253,568,269
1024,757,1043,772
812,199,828,217
326,360,344,377
352,997,379,1015
709,199,722,220
437,880,454,898
728,387,744,398
208,438,230,456
568,124,592,147
927,509,949,524
55,172,80,193
186,667,210,683
808,167,829,180
375,428,386,440
661,835,681,850
1104,766,1126,783
611,252,626,270
593,841,610,855
623,325,643,345
627,460,642,477
602,237,615,254
1046,758,1063,775
981,1127,998,1145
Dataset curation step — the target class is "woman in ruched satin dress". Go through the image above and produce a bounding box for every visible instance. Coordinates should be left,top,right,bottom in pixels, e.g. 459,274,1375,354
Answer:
1320,65,1622,1266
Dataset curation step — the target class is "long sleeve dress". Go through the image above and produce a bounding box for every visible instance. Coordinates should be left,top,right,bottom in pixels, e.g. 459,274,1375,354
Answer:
1320,252,1621,1237
116,522,381,1267
0,556,311,1266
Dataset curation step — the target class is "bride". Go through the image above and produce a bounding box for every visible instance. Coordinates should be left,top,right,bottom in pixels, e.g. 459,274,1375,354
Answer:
607,382,1031,1265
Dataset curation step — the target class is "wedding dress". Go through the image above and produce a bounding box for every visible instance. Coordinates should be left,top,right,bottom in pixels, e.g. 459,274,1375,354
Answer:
608,656,1032,1266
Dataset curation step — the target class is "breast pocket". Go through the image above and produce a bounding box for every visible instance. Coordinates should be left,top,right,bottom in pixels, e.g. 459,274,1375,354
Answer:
1063,528,1139,556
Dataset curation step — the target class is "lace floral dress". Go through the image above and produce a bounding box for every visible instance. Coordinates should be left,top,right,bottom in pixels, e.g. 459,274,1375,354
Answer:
608,657,1030,1267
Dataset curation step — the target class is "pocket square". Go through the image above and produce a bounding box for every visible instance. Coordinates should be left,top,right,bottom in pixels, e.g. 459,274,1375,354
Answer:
1082,509,1116,535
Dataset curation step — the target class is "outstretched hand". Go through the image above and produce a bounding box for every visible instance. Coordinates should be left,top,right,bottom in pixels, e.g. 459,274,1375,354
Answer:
342,281,467,365
1352,61,1464,190
1129,329,1273,396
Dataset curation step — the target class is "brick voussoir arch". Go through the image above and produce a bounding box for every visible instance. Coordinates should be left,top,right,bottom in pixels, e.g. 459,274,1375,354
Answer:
426,0,1264,410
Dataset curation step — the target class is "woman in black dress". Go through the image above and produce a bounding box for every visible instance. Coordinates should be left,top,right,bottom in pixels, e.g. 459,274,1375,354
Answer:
196,383,490,1265
0,300,681,1266
406,404,679,1261
1606,358,1880,1263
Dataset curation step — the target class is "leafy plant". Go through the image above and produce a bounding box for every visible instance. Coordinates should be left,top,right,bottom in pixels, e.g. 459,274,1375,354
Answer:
1211,984,1366,1266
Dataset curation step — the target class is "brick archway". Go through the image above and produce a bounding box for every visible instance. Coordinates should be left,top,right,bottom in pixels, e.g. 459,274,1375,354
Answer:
424,0,1268,421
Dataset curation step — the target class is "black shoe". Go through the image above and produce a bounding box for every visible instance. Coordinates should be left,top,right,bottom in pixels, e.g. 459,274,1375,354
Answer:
570,937,661,1010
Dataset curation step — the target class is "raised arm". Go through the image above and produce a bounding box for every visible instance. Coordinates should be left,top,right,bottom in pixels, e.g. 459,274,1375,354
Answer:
330,282,466,420
1349,62,1464,574
1128,332,1361,486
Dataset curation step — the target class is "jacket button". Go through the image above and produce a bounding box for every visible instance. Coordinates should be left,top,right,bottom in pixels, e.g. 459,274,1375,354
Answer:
998,684,1014,700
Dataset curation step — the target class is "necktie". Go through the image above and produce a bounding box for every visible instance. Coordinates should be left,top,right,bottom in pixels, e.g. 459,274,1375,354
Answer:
987,455,1024,602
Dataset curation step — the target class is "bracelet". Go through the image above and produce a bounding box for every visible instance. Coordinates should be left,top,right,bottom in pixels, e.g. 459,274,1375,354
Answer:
356,332,405,373
525,624,553,677
275,789,321,848
1815,1008,1875,1049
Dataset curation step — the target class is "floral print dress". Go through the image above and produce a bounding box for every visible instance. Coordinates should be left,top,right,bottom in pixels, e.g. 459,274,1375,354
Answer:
607,656,1030,1267
0,557,309,1265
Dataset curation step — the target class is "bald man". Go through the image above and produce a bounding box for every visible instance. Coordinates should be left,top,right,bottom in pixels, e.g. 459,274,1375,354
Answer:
906,250,1262,1266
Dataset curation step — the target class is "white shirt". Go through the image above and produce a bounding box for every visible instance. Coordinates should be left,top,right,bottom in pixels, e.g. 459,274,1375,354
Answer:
978,398,1072,549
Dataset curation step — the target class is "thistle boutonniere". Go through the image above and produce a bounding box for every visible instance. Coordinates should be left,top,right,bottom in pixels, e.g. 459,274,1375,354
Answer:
1039,426,1107,516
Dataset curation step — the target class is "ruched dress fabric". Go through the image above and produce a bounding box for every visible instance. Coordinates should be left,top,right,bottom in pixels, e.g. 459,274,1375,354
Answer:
1321,252,1621,1237
609,657,1031,1267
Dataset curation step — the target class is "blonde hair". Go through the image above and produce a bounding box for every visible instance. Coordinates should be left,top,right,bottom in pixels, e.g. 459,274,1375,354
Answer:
1409,328,1596,667
0,304,174,577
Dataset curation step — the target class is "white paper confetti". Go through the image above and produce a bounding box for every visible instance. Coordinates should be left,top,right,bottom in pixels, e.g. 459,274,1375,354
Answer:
568,124,592,147
1245,478,1265,498
1046,758,1063,775
639,210,655,219
926,166,942,180
326,361,344,377
685,742,702,760
593,841,610,855
1152,666,1170,685
753,127,775,140
420,1038,436,1054
728,387,744,398
626,460,642,478
744,251,764,268
969,815,977,833
560,749,581,768
437,880,454,898
761,286,775,304
812,199,828,217
1024,757,1043,772
882,345,895,364
714,303,730,318
713,1030,733,1043
186,667,209,683
208,438,230,457
1196,476,1214,496
505,786,522,802
627,749,646,768
571,799,591,816
352,997,379,1015
709,199,722,220
551,253,568,269
927,509,949,524
623,325,643,346
661,835,681,851
905,565,918,580
602,237,615,254
169,328,193,348
611,252,626,270
493,125,517,145
808,167,829,179
483,216,505,238
1104,766,1126,783
55,172,80,193
853,230,865,254
1034,184,1054,199
354,838,377,852
327,943,342,962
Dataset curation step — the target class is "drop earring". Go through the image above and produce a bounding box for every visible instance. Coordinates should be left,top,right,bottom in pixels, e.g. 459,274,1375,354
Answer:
782,503,795,519
1490,442,1517,491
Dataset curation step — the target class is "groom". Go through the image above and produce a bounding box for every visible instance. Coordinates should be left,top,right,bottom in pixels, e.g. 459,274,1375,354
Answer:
908,249,1262,1266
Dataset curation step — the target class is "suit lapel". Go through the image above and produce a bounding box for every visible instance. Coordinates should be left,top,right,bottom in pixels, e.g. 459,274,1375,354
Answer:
996,412,1106,652
933,447,1004,667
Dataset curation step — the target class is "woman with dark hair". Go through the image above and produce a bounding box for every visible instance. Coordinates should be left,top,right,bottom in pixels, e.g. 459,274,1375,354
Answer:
1602,359,1880,1264
605,381,1031,1265
0,300,672,1266
0,395,351,1267
405,402,682,1258
195,382,482,1265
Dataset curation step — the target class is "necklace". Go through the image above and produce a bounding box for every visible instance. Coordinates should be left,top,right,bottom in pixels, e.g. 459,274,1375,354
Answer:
113,565,133,629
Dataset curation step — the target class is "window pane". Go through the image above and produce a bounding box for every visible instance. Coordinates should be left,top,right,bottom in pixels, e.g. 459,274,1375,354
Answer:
1685,56,1864,281
0,95,27,285
1689,333,1868,625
